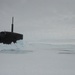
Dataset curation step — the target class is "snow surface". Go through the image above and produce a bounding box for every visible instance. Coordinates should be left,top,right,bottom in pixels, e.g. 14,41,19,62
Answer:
0,40,75,75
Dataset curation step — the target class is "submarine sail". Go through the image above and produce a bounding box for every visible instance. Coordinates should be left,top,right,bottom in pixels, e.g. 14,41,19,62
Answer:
0,17,23,44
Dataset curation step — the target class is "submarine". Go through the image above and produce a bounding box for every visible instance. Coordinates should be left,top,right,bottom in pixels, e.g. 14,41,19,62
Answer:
0,17,23,44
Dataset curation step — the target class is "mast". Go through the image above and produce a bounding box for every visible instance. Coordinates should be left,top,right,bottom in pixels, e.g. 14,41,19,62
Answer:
11,17,14,32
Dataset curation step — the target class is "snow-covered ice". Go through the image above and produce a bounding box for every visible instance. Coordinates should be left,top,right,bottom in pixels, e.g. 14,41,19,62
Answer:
0,40,75,75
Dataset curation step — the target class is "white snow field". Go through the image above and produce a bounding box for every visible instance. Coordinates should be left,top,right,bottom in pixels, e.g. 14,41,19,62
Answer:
0,40,75,75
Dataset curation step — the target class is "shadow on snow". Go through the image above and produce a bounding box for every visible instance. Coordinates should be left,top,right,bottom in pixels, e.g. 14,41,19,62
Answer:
0,49,33,54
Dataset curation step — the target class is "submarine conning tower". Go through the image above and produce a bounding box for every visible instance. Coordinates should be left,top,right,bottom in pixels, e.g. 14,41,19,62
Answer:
0,17,23,44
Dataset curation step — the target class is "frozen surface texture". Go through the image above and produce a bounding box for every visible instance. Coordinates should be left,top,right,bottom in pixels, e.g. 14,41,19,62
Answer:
0,40,75,75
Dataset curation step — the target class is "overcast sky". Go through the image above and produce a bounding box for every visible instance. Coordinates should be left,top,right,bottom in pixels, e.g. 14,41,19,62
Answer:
0,0,75,41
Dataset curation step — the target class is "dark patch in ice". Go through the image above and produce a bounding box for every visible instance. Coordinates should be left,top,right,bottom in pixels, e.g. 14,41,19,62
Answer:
61,50,70,51
58,50,75,54
0,49,33,54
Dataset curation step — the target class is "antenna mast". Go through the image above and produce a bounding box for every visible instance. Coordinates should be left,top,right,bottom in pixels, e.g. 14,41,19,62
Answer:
11,17,14,32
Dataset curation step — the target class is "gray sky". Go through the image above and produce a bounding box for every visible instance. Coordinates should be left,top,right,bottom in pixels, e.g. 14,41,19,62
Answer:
0,0,75,41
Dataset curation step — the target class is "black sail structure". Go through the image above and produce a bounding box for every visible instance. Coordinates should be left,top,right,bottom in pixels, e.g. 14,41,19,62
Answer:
0,17,23,44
